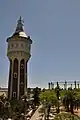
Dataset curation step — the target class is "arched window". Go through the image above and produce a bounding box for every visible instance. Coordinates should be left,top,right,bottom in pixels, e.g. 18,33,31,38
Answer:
12,58,18,95
20,64,24,69
13,58,18,72
13,73,17,78
21,44,24,48
13,92,16,98
20,59,25,69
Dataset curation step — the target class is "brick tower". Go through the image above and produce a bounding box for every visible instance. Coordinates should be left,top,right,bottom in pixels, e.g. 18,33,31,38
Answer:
6,17,32,100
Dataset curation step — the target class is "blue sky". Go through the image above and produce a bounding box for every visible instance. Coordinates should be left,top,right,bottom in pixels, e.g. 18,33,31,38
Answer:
0,0,80,88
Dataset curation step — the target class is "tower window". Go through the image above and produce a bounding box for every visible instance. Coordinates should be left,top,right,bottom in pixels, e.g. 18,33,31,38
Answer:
20,64,24,69
13,73,17,78
20,82,24,84
13,92,16,98
15,44,18,48
21,44,24,48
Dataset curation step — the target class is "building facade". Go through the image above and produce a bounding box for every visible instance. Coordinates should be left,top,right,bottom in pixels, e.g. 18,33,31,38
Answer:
6,17,32,100
0,88,8,97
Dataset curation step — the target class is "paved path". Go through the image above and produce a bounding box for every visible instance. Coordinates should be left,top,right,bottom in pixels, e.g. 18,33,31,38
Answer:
30,105,42,120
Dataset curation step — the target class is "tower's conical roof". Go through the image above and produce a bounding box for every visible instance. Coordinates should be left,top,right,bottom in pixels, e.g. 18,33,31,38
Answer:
13,16,28,38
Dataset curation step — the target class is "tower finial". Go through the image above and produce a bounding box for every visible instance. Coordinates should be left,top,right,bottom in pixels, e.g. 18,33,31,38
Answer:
19,16,21,21
15,16,24,33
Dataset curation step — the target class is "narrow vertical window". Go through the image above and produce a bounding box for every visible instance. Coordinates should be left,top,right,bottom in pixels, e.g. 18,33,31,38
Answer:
13,92,16,98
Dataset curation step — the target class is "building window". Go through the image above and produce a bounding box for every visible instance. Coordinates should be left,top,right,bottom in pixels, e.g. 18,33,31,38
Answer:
13,92,16,98
20,64,24,69
15,44,18,48
13,73,17,78
20,82,24,84
21,44,24,48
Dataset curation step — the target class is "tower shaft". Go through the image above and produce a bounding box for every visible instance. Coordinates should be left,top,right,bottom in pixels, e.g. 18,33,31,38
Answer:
8,59,27,100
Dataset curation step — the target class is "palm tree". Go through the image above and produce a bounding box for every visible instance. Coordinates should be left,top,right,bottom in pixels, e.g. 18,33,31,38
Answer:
63,94,69,112
62,89,75,114
55,85,61,113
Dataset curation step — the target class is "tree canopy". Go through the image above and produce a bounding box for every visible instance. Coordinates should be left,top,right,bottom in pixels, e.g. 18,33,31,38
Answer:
40,90,58,106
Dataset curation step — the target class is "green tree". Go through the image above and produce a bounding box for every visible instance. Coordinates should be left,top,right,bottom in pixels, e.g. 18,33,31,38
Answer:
40,90,58,107
33,87,40,106
4,101,11,118
40,90,58,119
0,94,12,119
9,99,26,120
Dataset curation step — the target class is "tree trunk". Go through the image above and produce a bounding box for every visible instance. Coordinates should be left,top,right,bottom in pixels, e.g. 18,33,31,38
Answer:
66,104,69,112
70,103,74,114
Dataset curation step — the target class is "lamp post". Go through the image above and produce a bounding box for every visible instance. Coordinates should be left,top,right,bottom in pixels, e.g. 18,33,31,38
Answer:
78,84,79,89
65,81,67,90
74,81,76,89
